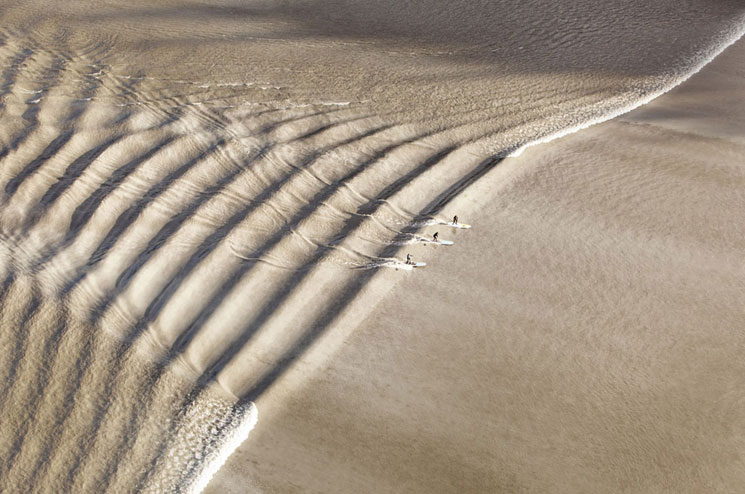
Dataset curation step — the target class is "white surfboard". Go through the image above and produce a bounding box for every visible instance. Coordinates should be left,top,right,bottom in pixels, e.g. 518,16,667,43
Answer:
413,262,427,268
419,237,454,245
442,222,471,229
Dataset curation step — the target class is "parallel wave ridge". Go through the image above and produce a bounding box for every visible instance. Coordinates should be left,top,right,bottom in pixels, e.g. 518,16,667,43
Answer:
0,9,744,493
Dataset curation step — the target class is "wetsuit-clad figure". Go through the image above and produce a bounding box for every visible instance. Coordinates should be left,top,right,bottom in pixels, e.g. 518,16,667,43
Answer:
433,232,439,242
406,253,413,265
453,215,458,225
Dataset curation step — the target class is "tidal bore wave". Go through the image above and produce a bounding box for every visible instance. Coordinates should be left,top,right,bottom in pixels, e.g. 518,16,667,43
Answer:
0,1,744,492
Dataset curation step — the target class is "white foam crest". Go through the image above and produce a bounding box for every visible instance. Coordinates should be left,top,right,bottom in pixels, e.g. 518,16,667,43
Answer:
154,14,745,494
355,257,423,271
508,15,745,158
143,398,258,494
189,402,258,494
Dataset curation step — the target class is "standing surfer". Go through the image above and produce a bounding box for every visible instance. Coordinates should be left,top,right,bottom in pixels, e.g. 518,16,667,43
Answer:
433,232,439,243
452,215,458,225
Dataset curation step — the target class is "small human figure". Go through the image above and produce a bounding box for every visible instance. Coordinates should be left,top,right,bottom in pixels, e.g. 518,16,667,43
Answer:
406,253,413,265
453,215,459,225
433,232,439,243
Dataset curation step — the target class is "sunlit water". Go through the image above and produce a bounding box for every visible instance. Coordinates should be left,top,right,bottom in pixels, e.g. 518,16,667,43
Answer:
0,1,744,492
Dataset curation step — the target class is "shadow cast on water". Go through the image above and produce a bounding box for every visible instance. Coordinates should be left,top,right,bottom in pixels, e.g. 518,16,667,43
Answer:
0,28,549,491
60,118,398,492
0,24,535,490
236,151,508,403
57,109,503,490
4,59,113,199
0,1,744,489
13,107,388,492
127,147,507,490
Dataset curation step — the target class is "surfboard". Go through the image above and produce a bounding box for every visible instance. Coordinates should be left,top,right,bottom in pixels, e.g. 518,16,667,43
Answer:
443,222,471,229
413,262,427,268
420,237,453,245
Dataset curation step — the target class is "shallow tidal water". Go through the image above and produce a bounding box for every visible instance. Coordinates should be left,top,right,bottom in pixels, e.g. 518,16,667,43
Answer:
0,1,744,492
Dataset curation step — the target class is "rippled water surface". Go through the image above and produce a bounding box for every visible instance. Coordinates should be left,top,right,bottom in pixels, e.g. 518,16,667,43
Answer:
0,1,744,492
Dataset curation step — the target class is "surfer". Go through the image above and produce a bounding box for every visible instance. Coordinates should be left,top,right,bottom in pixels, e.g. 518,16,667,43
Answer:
406,253,413,265
433,232,439,242
452,215,458,225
